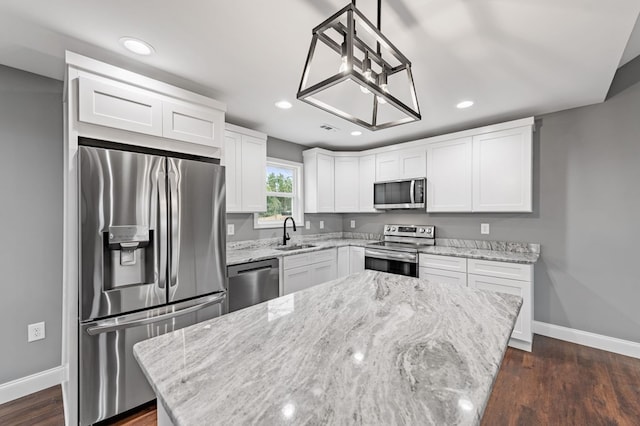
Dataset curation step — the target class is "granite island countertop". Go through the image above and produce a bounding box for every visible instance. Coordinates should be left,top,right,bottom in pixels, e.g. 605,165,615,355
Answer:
134,270,522,426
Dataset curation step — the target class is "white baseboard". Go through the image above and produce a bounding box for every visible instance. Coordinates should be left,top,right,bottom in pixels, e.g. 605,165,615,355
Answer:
0,366,66,405
534,321,640,359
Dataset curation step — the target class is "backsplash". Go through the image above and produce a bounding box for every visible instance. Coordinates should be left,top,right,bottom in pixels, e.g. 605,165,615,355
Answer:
226,213,343,242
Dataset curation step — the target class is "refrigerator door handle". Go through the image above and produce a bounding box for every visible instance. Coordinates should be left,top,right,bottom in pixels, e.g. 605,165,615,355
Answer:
85,292,226,335
157,168,168,290
168,160,180,289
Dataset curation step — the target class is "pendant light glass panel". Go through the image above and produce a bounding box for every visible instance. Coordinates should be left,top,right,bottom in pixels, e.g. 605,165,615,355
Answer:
297,3,420,131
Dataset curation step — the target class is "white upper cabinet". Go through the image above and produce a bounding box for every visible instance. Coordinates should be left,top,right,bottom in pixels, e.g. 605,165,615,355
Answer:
334,156,360,212
375,147,426,181
472,126,533,212
77,74,225,150
426,137,473,212
162,101,223,148
78,76,163,137
358,155,376,212
223,125,266,213
304,151,335,213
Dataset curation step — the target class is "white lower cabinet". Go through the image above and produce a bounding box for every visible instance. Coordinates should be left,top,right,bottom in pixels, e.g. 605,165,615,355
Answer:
283,249,337,295
349,246,365,274
337,246,365,278
418,253,533,351
468,273,532,348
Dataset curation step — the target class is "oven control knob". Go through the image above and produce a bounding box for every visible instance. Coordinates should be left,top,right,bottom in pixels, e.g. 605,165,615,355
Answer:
418,228,425,233
385,226,391,232
391,227,397,232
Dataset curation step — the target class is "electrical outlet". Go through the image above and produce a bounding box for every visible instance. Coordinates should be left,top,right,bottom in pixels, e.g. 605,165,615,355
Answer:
481,223,490,235
350,220,356,228
227,224,235,236
305,221,310,230
319,221,325,229
28,322,45,342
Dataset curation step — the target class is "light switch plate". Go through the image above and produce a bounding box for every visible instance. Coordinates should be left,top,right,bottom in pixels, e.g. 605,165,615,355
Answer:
319,220,325,229
28,322,45,342
305,221,310,230
227,224,235,236
481,223,490,235
350,220,356,228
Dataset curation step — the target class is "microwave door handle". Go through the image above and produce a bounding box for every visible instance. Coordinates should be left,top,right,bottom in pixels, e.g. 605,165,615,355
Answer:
85,293,226,335
410,180,415,204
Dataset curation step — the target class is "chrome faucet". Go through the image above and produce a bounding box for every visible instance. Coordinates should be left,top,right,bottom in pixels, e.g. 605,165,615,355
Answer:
282,216,297,246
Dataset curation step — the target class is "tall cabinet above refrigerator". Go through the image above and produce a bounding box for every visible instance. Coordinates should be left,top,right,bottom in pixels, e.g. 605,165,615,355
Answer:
78,140,226,425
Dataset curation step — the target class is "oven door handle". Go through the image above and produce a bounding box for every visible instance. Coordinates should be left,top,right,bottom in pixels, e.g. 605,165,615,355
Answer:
410,179,415,204
85,292,226,335
365,249,417,263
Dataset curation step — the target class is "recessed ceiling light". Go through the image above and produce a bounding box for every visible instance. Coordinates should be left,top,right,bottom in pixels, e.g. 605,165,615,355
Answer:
275,100,293,109
456,100,474,109
120,37,155,56
350,131,362,136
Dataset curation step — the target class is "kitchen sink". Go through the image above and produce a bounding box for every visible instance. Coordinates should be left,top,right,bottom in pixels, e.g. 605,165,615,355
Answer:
275,244,316,251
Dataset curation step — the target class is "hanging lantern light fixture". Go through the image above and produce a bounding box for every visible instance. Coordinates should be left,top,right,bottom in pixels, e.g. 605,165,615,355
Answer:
297,0,421,131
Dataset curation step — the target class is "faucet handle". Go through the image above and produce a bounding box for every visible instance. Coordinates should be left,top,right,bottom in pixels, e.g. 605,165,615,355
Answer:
285,232,290,241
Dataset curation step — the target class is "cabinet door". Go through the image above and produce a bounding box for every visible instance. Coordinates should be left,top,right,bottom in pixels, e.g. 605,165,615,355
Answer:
283,265,313,295
358,155,376,212
312,260,337,286
337,246,350,278
472,126,532,212
426,138,472,212
399,147,426,179
78,77,163,136
468,274,532,344
349,246,365,274
162,101,223,148
334,157,359,212
223,131,242,212
375,151,400,181
419,267,467,286
240,135,267,212
317,154,335,212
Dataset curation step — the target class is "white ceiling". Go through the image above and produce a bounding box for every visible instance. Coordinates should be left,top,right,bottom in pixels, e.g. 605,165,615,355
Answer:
0,0,638,149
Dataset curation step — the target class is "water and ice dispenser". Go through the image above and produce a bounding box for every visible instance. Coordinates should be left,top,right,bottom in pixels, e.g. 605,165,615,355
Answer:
103,225,155,289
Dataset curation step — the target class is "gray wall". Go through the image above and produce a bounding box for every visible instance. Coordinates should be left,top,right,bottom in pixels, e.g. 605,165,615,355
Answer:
344,81,640,344
0,65,63,383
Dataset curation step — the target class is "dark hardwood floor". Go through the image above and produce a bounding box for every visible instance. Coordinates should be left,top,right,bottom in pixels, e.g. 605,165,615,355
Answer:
1,336,638,425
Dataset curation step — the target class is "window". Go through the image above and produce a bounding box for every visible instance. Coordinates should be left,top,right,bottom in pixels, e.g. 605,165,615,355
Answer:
254,158,303,228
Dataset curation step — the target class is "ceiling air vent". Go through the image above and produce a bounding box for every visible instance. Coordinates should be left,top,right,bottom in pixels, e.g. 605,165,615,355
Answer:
320,123,340,132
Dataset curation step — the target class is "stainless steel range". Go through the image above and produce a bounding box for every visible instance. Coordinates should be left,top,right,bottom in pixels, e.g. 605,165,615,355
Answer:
365,225,435,277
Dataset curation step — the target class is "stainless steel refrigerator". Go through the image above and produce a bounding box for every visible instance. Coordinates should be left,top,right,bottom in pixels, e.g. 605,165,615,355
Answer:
78,142,226,425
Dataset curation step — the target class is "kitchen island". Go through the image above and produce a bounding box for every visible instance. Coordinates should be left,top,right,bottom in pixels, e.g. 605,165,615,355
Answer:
134,270,522,426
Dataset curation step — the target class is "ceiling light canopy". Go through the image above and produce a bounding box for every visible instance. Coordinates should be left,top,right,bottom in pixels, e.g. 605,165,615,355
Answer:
297,0,420,131
456,100,474,109
120,37,154,56
275,100,293,109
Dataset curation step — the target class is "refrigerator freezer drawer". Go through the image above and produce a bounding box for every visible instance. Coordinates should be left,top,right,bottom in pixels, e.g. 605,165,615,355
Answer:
79,293,225,425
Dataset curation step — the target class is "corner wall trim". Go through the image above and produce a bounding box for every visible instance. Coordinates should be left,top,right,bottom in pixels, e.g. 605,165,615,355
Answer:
0,366,66,405
533,321,640,359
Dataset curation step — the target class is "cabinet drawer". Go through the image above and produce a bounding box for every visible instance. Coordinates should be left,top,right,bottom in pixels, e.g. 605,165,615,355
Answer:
467,259,532,281
419,267,467,287
468,274,532,343
283,248,336,270
419,254,467,273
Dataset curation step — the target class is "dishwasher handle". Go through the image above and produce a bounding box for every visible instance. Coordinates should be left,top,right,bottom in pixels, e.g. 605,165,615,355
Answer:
228,258,279,278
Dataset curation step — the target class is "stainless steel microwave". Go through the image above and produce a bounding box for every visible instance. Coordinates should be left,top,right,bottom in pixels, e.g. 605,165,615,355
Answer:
373,178,426,209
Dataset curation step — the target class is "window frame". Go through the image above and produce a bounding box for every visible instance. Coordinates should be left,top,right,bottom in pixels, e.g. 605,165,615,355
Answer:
253,157,304,229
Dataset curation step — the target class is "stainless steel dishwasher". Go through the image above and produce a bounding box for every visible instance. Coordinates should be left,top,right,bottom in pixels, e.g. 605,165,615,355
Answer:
227,258,280,312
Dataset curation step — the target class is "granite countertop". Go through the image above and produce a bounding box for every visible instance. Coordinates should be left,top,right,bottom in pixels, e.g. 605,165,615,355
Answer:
419,245,539,264
226,236,377,266
134,270,522,426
